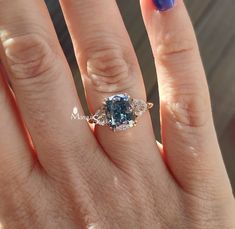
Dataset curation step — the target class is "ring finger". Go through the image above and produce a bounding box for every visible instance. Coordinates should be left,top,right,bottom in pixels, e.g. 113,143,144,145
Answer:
59,0,167,175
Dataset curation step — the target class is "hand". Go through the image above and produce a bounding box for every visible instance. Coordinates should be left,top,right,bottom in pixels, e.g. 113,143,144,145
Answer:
0,0,234,228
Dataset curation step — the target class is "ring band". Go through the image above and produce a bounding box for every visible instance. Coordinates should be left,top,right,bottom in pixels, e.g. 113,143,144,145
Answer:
88,93,153,131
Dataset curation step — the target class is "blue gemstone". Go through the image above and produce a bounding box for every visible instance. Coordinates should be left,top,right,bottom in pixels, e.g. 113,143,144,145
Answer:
105,94,136,130
152,0,175,11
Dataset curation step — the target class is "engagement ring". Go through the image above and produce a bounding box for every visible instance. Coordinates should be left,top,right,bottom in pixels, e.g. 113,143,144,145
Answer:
88,93,153,131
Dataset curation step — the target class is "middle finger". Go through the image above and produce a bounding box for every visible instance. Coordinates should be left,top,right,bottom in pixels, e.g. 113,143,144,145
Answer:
0,0,99,175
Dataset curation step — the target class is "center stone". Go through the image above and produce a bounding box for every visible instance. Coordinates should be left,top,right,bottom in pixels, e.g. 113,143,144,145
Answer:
105,94,136,131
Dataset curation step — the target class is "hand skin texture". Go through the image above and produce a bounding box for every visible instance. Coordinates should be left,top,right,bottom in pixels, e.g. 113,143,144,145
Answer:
0,0,234,228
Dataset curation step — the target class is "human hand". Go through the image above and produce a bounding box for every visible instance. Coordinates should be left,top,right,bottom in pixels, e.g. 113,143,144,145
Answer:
0,0,234,228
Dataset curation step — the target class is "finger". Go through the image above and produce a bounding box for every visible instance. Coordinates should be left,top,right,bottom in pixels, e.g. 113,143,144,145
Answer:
0,61,33,184
140,0,233,197
59,0,168,174
0,0,99,175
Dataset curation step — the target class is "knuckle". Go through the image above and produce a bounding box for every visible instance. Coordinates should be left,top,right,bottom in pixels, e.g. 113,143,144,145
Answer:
162,90,210,128
3,34,57,81
183,194,235,229
85,46,136,93
155,30,196,61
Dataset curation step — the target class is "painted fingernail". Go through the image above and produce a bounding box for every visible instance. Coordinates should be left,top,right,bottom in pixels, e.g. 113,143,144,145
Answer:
152,0,175,11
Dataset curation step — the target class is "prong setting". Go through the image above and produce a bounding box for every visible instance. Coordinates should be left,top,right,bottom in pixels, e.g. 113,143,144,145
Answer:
88,93,153,131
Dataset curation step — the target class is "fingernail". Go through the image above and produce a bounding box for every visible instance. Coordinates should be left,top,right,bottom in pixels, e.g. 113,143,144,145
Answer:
152,0,175,11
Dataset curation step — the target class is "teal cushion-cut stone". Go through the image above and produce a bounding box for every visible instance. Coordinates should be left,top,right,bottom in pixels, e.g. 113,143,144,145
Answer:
105,94,136,131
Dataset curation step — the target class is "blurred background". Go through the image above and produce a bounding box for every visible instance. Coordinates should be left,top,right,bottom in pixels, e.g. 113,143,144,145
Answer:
45,0,235,192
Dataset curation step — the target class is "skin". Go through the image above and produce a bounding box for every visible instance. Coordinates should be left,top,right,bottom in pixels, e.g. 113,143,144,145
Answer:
0,0,234,228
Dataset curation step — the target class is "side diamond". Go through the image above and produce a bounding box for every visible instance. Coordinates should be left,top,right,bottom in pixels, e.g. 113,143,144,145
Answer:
132,99,147,116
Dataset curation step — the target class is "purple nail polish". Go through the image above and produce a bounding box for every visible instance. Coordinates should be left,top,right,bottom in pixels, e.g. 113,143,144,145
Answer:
152,0,175,11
